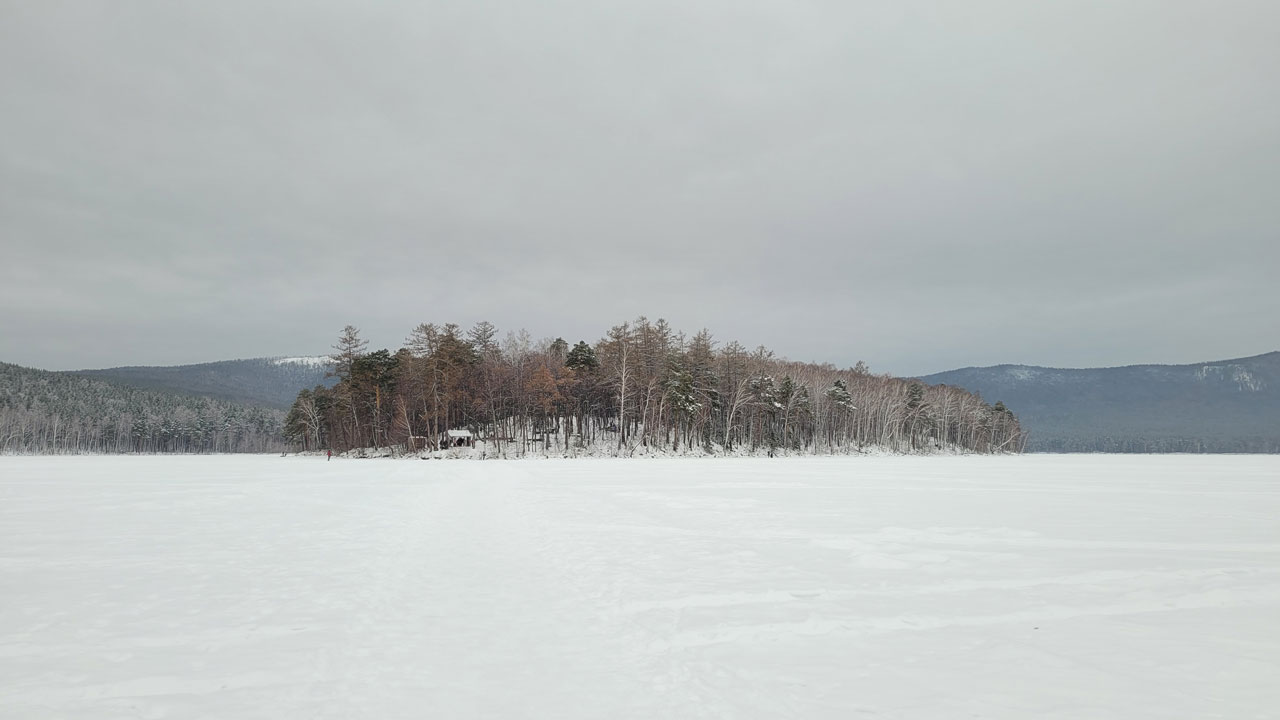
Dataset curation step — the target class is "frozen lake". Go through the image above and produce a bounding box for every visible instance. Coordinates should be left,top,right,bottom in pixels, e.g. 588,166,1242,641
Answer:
2,455,1278,718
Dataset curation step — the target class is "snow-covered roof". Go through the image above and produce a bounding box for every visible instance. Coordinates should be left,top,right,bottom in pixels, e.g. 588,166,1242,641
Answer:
446,429,473,438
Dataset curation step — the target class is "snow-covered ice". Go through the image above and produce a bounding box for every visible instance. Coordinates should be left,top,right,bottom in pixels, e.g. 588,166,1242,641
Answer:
2,455,1278,718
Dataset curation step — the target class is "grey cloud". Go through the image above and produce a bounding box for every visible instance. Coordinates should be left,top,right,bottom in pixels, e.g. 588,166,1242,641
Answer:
2,1,1277,376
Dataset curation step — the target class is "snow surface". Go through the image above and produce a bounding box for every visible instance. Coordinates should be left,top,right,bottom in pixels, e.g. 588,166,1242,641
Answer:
1005,366,1042,382
271,356,330,368
2,455,1278,719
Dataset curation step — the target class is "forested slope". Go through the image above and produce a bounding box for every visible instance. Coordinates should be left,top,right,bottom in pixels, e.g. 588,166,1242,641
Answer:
919,352,1280,453
1,362,286,453
73,357,331,409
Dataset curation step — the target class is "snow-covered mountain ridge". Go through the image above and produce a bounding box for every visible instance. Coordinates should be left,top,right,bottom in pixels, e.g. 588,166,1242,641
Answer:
71,357,334,410
918,351,1280,452
271,356,331,368
1195,363,1265,392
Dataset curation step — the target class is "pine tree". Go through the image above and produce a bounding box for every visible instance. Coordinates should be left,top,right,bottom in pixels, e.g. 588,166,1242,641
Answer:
565,341,598,371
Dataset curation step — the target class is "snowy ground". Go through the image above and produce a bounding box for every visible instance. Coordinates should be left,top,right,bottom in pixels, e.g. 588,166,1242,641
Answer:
2,455,1278,719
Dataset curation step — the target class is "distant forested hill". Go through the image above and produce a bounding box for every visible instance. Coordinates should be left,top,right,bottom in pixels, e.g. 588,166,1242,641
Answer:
72,357,333,409
918,352,1280,453
0,362,287,453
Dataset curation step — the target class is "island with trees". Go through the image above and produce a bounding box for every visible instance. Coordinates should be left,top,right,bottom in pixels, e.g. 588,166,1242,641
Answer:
288,318,1025,457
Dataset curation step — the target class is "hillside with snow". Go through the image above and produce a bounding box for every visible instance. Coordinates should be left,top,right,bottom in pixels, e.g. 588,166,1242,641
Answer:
0,362,286,454
918,351,1280,452
72,356,333,410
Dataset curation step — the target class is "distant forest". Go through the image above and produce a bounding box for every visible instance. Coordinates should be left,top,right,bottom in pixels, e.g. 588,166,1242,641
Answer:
288,318,1026,456
1032,436,1279,454
0,362,286,454
920,352,1280,454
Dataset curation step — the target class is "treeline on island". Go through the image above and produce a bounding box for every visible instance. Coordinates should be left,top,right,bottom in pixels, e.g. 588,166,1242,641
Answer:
0,362,287,454
288,318,1026,456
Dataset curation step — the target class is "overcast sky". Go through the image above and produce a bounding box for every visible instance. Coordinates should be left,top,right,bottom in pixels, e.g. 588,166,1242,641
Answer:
2,1,1277,376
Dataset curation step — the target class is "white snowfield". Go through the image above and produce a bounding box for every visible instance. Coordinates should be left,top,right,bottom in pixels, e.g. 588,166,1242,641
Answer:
271,356,330,367
2,455,1278,719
